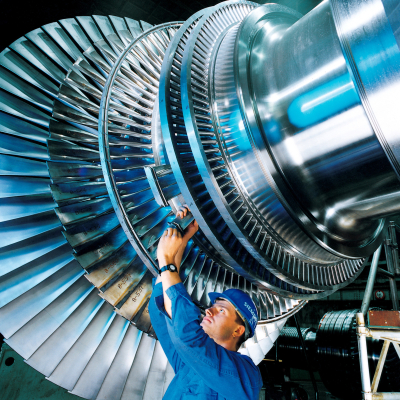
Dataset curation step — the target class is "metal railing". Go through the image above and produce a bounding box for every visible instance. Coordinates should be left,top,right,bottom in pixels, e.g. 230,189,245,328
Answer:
357,222,400,400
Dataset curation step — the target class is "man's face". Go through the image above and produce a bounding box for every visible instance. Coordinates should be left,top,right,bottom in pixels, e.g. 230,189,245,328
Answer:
200,298,242,342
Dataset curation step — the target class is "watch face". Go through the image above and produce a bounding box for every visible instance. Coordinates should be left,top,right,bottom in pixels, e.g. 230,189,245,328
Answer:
169,264,177,272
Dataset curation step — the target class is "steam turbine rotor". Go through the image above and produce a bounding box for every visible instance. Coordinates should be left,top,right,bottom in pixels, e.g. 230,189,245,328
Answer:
0,3,399,395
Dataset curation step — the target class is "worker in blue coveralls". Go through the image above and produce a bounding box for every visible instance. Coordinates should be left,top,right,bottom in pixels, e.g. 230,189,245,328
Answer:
149,205,263,400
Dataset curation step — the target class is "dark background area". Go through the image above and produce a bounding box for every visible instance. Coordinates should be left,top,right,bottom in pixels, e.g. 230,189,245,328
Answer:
0,0,322,52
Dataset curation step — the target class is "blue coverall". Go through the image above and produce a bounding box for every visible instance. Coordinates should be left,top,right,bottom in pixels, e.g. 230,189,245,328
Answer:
148,280,263,400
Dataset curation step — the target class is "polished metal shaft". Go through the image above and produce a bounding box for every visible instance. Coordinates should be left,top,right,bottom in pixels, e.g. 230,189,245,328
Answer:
231,0,400,260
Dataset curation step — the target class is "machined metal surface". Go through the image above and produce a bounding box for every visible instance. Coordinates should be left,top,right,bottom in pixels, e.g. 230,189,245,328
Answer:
158,0,382,294
158,0,400,294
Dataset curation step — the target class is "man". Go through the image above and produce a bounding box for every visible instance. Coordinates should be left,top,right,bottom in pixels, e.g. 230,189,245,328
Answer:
149,205,263,400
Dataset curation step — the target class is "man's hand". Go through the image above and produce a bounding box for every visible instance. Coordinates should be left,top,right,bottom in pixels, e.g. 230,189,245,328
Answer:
157,205,199,269
176,205,199,243
156,205,199,318
157,227,183,267
174,205,199,268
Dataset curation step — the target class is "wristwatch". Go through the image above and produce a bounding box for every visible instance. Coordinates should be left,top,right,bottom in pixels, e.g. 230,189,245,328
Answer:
159,264,178,275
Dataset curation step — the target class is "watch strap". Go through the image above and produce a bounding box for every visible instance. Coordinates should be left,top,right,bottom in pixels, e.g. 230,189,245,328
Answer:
159,264,178,275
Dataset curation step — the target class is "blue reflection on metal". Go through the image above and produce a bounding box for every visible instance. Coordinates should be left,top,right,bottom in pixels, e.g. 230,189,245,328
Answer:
227,109,252,153
288,74,359,128
264,119,281,146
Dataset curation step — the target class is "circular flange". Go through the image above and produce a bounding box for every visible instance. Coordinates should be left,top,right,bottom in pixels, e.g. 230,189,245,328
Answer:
231,3,368,287
185,13,348,291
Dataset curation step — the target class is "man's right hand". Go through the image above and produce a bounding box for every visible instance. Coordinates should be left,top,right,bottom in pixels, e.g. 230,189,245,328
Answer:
155,205,199,286
176,205,199,243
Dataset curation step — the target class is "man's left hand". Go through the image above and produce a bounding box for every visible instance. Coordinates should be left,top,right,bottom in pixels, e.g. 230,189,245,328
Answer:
157,227,183,267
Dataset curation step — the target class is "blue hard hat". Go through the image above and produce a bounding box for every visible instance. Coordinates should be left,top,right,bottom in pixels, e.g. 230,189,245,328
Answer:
208,289,258,339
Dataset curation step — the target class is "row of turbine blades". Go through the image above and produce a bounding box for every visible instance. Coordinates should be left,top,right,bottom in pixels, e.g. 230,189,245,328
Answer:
0,12,303,400
0,14,165,336
0,15,176,400
1,270,172,399
46,19,181,326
